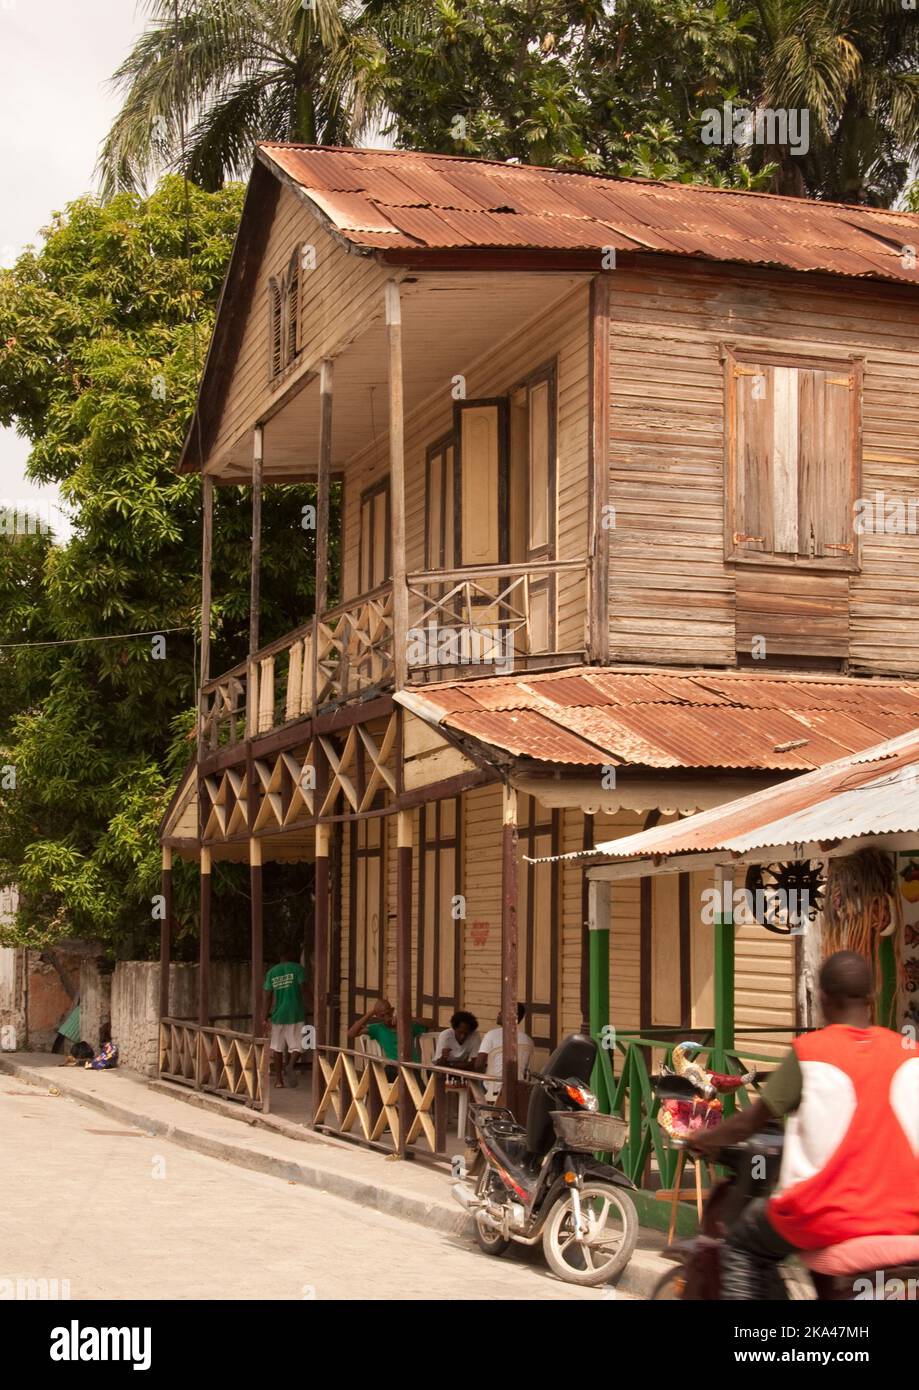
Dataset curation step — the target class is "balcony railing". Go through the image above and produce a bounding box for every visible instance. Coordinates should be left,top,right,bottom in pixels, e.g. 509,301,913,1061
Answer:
406,559,588,681
199,559,588,750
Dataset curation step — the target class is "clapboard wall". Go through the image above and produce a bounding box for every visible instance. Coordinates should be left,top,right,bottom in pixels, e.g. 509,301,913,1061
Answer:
607,260,919,674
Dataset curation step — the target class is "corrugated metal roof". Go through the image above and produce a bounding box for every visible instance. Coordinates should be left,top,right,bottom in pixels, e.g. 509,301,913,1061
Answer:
554,728,919,863
397,667,919,772
258,143,919,287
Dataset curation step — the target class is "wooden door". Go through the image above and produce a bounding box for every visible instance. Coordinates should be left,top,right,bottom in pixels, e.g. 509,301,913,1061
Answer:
453,400,508,567
359,478,391,593
516,795,559,1062
416,798,461,1024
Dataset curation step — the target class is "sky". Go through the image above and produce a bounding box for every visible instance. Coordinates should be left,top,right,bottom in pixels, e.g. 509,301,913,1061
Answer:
0,0,147,537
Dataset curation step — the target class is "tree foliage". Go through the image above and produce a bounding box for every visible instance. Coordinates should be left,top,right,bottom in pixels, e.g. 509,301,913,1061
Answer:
0,178,318,951
102,1,919,205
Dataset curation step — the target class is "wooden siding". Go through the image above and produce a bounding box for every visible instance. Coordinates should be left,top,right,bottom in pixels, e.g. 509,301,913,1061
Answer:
607,263,919,674
208,184,388,473
333,786,798,1059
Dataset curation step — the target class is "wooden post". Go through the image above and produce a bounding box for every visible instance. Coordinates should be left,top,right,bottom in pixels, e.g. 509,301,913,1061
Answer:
501,784,519,1114
311,823,330,1120
315,359,333,620
385,281,408,690
250,837,264,1037
198,846,212,1088
588,273,611,664
247,426,264,738
587,876,611,1112
198,473,214,742
159,846,173,1024
713,864,735,1108
396,809,413,1156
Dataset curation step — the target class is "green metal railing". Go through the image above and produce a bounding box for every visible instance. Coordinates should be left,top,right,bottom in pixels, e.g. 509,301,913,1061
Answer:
592,1027,805,1189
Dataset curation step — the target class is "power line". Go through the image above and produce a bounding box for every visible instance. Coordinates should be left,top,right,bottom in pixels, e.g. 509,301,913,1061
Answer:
0,626,192,652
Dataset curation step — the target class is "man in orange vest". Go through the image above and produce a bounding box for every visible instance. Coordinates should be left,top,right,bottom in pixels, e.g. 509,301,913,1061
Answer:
690,951,919,1300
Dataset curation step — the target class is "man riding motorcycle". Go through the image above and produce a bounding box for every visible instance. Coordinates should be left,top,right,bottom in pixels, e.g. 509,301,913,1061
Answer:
689,951,919,1300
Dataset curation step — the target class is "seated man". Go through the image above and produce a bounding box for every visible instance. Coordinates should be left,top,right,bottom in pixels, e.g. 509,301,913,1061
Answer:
348,998,427,1064
690,951,919,1300
475,1003,534,1099
434,1010,480,1068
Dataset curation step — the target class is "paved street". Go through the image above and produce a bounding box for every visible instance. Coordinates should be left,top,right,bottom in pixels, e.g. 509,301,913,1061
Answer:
0,1085,624,1301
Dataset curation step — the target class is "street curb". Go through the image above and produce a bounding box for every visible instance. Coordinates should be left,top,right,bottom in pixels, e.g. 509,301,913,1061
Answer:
0,1056,668,1298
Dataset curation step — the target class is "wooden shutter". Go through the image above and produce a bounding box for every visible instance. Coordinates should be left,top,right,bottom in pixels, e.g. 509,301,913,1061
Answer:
268,278,283,379
798,368,856,559
729,355,858,567
359,480,390,592
286,252,300,364
416,798,460,1022
424,437,455,571
454,400,508,566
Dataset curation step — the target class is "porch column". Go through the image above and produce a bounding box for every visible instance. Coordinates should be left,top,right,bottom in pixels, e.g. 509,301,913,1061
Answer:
501,784,519,1112
587,876,611,1112
250,838,263,1035
396,809,413,1157
315,359,333,618
713,864,735,1106
311,823,330,1118
159,846,173,1023
311,360,333,716
247,425,264,737
198,846,212,1028
198,473,214,741
385,280,408,690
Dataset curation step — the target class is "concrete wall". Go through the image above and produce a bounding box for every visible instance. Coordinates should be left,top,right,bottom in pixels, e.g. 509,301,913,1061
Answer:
0,946,26,1052
111,961,250,1076
78,960,112,1053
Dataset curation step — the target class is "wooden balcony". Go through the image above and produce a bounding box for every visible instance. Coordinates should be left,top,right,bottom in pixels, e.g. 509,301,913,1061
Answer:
199,559,588,751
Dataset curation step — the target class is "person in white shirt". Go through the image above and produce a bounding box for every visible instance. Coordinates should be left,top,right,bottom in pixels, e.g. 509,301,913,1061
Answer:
475,1003,534,1098
433,1011,480,1066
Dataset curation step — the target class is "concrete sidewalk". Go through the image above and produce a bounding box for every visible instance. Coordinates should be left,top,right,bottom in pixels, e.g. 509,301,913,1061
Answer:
1,1051,670,1298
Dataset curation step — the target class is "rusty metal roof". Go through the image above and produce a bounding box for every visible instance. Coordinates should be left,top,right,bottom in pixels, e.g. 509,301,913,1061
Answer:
258,143,919,287
544,727,919,864
396,668,919,772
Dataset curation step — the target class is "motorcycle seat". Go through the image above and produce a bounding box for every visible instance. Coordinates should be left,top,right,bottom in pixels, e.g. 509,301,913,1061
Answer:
802,1234,919,1275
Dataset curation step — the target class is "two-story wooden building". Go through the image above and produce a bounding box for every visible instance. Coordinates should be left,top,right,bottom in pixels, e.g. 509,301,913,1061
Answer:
158,143,919,1135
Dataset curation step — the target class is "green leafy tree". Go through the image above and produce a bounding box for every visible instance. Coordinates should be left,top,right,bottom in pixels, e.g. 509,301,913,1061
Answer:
750,0,919,204
0,178,320,953
99,0,386,195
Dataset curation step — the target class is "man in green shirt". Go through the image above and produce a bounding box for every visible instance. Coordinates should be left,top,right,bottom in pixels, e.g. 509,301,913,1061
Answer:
348,998,428,1065
263,943,307,1089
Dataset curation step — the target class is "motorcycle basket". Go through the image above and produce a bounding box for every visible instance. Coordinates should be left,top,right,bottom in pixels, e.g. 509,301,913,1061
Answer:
550,1110,627,1155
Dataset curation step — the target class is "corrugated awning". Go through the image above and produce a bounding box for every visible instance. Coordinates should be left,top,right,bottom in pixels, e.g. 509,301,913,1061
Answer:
258,143,919,287
532,727,919,867
396,668,919,773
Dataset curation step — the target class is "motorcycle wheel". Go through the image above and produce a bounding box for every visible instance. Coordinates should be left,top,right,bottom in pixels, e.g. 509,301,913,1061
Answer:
472,1171,511,1257
651,1267,687,1300
542,1181,638,1287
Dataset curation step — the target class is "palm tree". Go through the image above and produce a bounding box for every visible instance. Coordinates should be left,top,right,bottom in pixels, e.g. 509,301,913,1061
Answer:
748,0,919,203
98,0,389,196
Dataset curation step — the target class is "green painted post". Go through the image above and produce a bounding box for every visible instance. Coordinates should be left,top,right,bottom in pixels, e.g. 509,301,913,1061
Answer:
877,933,896,1030
714,866,736,1113
588,878,611,1113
